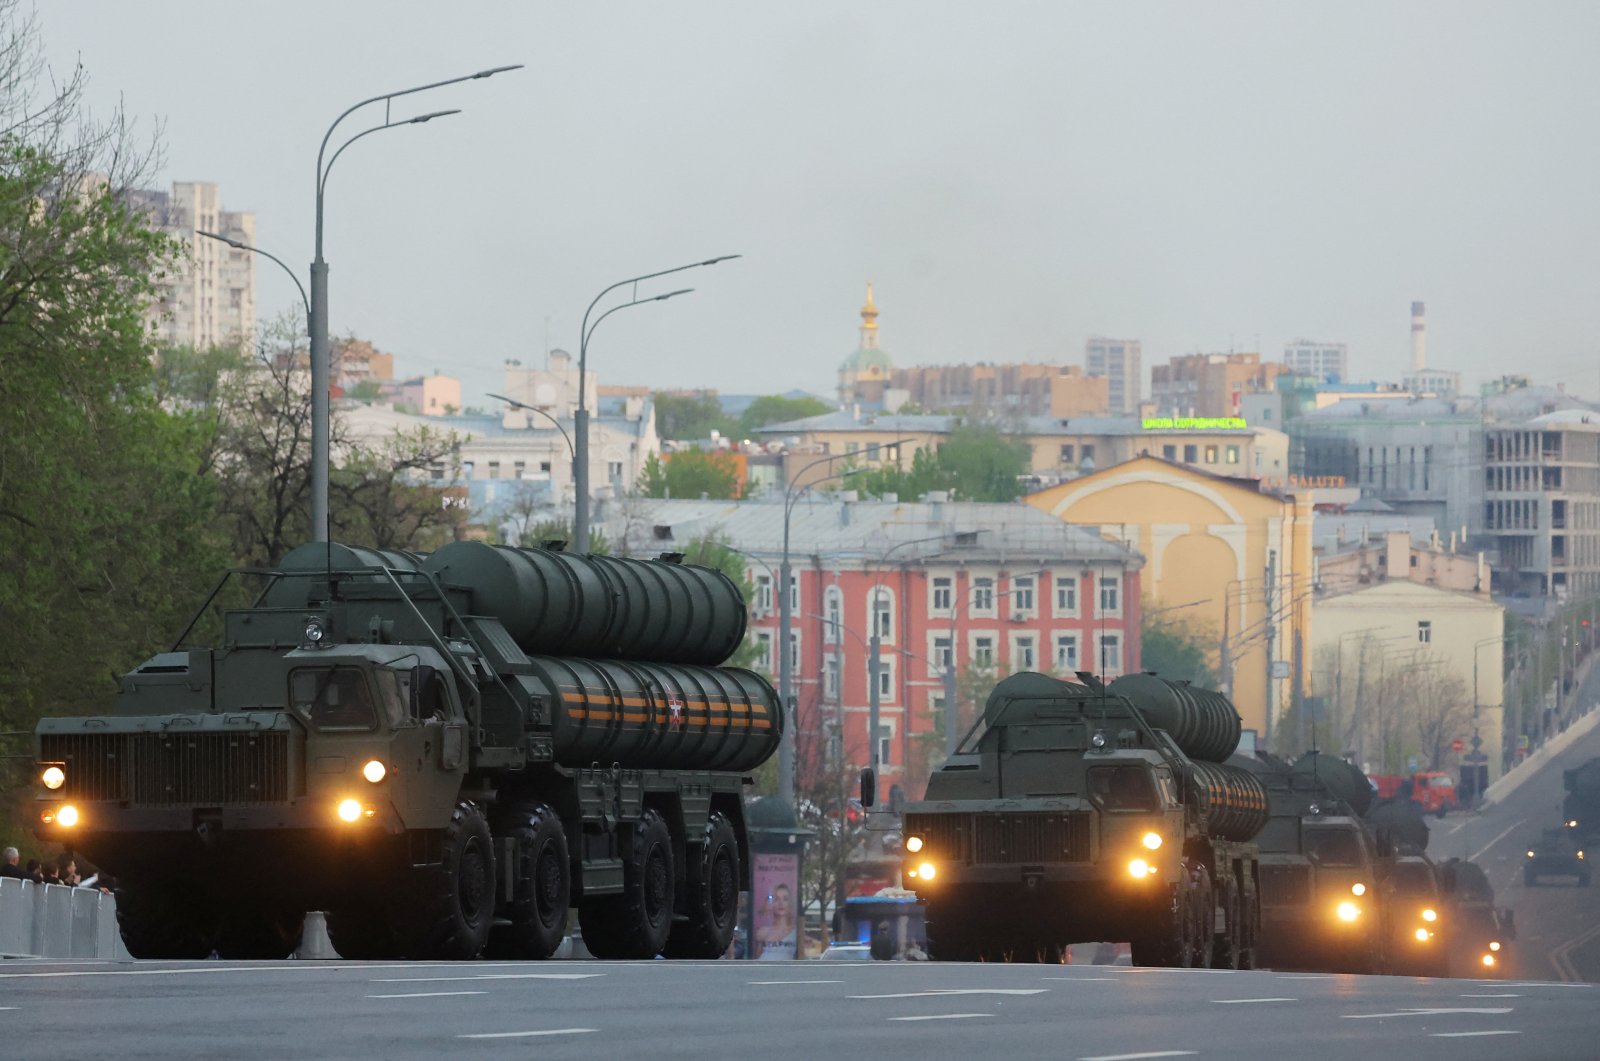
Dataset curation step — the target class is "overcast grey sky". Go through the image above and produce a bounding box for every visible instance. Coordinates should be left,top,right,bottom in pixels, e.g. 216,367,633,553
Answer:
39,1,1600,406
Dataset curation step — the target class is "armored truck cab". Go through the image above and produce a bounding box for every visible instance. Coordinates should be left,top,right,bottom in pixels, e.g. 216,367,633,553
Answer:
35,542,779,962
902,672,1263,967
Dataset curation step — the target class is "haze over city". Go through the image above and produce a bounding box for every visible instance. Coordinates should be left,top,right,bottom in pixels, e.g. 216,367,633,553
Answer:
39,0,1600,404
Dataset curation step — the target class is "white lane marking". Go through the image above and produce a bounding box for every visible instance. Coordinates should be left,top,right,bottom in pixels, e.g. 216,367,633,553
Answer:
749,980,845,985
1214,997,1297,1004
1501,981,1595,989
850,988,1048,999
1276,974,1334,979
0,962,539,980
1446,818,1471,835
458,1029,595,1039
1080,1052,1197,1061
0,1007,15,1011
888,1013,991,1022
370,973,602,983
1471,818,1525,862
1041,977,1121,982
1344,1007,1513,1019
1460,993,1522,998
366,990,487,999
1430,1031,1521,1039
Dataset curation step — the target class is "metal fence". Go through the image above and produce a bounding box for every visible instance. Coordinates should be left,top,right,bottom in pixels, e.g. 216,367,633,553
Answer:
0,877,129,959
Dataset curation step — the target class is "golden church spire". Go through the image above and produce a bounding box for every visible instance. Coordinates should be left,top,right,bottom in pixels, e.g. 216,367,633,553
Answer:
859,281,879,349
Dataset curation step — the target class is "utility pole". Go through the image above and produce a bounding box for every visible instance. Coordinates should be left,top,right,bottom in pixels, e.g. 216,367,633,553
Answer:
868,624,882,785
1263,552,1278,750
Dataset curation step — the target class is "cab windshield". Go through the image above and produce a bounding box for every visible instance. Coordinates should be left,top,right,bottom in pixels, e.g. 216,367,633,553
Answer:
1304,826,1361,867
1088,766,1158,812
290,667,379,731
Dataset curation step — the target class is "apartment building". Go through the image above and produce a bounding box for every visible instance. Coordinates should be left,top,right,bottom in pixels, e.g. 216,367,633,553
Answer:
1085,337,1141,414
1150,352,1285,420
127,181,256,350
1483,411,1600,597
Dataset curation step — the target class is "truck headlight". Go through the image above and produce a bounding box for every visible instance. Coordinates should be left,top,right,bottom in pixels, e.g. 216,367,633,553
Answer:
1141,832,1163,851
1128,859,1151,879
1481,953,1496,967
1414,928,1431,942
337,798,363,823
916,861,936,881
362,759,387,783
1489,941,1501,952
1351,882,1366,896
1336,902,1360,922
906,835,924,853
1527,850,1536,858
1421,908,1437,922
41,766,65,790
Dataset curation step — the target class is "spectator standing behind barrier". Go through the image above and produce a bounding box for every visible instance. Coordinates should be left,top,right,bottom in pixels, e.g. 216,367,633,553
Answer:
0,847,22,879
56,855,78,887
23,859,42,883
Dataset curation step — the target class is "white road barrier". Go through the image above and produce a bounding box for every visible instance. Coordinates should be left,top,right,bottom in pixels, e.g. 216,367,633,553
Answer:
0,877,131,959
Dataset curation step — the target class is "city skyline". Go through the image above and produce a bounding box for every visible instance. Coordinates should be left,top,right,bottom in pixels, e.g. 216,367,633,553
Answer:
41,1,1600,406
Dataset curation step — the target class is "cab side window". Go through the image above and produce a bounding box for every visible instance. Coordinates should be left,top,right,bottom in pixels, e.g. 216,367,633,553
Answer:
1088,766,1158,812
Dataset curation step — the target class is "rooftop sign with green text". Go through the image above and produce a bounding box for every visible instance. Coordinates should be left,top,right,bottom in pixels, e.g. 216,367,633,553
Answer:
1141,417,1248,430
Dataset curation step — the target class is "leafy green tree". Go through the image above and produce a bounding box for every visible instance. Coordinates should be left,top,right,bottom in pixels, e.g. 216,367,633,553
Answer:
348,379,384,401
653,391,735,441
637,449,742,500
516,517,609,556
736,394,831,438
1140,613,1219,686
850,423,1031,502
0,3,229,834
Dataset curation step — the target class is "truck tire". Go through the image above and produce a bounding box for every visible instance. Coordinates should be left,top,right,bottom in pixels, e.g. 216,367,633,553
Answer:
399,800,497,960
1130,884,1188,968
115,879,217,959
1188,863,1214,968
326,902,402,960
215,903,305,960
1211,875,1241,969
580,807,675,959
487,801,571,960
664,811,740,959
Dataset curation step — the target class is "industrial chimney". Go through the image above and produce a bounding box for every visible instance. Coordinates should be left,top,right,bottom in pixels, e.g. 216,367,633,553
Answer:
1410,300,1426,371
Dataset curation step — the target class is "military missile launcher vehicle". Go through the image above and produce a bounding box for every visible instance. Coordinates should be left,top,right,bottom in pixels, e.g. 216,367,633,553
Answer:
901,671,1266,967
34,541,780,961
1563,757,1600,844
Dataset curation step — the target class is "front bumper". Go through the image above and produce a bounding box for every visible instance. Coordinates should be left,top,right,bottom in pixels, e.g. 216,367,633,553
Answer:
35,797,407,843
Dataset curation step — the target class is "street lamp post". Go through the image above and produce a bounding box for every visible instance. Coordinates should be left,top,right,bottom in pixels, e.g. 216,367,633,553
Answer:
866,533,952,801
308,64,522,543
572,256,741,555
487,393,575,457
195,231,310,322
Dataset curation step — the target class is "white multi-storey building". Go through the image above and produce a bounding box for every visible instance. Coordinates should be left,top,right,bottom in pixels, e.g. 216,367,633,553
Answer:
128,181,256,350
1085,337,1141,414
1283,338,1347,384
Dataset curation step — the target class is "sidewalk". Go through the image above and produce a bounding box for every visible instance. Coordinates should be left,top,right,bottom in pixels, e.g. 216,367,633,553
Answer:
1482,646,1600,808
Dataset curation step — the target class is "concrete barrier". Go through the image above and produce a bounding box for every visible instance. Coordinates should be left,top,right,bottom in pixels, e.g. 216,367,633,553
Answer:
0,877,130,959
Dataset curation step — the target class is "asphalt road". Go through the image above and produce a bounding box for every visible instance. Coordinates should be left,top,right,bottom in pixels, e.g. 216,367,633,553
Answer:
1433,701,1600,982
0,956,1593,1060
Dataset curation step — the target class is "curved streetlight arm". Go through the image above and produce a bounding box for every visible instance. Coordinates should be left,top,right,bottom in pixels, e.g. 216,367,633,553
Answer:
195,230,309,321
579,256,741,364
319,110,462,203
488,392,575,458
581,289,694,353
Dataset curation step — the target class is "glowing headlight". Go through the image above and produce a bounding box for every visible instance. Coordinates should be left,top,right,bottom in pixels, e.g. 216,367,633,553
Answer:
1415,928,1431,942
56,804,80,828
362,759,387,783
1351,882,1366,897
1489,941,1502,952
1128,859,1151,879
1091,731,1107,748
1579,851,1586,861
1142,832,1163,851
1569,820,1580,828
304,618,325,643
906,836,924,853
1481,953,1497,968
916,861,936,881
1421,908,1437,922
1336,902,1360,922
336,798,363,823
1527,850,1536,858
41,766,65,790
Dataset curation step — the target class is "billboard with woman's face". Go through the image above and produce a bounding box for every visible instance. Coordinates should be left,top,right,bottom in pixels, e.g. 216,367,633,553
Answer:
752,852,798,959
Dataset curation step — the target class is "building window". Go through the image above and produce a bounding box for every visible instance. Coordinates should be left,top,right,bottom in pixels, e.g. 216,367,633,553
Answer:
824,654,840,700
878,723,894,767
1098,633,1123,676
787,631,800,671
846,442,860,454
1226,445,1240,464
1054,576,1078,616
972,577,995,614
1183,444,1198,463
1060,444,1075,464
462,460,475,478
1013,634,1037,671
1081,444,1095,463
608,461,623,481
487,461,501,479
513,461,526,479
930,634,953,675
754,574,773,614
430,463,445,481
824,586,843,644
1054,633,1079,673
1099,576,1121,616
869,588,895,642
866,442,881,461
788,573,800,611
1204,446,1218,464
753,631,773,671
1011,576,1035,615
1417,620,1431,644
1162,444,1177,460
931,576,953,614
972,634,995,667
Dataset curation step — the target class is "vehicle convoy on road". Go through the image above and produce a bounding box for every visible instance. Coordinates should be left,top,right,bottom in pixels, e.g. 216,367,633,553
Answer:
33,541,781,961
901,671,1266,967
1524,827,1589,887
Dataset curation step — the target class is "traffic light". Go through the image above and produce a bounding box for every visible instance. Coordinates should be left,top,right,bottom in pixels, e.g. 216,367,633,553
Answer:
845,799,864,826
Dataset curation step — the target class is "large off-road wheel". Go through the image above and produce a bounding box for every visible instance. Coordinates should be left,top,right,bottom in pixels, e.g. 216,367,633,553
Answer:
398,801,497,960
664,812,740,959
1211,875,1242,970
326,903,402,960
1130,860,1206,968
486,801,571,961
215,902,306,960
1188,863,1214,968
115,878,218,959
580,807,675,959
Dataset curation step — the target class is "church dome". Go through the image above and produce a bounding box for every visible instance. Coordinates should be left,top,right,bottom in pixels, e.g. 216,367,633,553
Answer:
839,281,892,376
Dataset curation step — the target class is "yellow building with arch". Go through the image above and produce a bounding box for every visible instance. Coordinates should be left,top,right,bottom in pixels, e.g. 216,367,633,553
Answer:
1026,455,1314,745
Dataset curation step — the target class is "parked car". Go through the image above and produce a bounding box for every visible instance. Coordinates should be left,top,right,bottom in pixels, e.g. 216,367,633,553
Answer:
1525,828,1589,886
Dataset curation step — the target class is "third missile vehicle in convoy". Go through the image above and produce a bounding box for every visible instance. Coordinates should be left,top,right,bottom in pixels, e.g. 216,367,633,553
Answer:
901,672,1266,967
35,541,779,961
